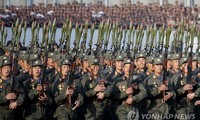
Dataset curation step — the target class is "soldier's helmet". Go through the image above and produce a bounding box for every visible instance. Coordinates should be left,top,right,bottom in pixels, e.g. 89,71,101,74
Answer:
31,60,43,67
0,58,11,67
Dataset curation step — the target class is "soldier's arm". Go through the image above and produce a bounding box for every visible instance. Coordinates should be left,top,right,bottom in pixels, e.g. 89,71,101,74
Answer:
16,93,25,106
193,88,200,98
85,87,97,97
15,83,25,106
0,90,8,104
54,89,67,105
77,93,84,105
103,81,115,98
42,87,52,106
132,83,147,102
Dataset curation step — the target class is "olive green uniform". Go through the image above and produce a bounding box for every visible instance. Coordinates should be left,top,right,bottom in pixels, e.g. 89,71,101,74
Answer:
53,75,83,120
23,79,52,120
0,78,24,120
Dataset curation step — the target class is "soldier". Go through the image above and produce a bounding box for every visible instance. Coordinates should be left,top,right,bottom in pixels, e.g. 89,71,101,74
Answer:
0,58,25,120
146,56,154,76
144,57,175,119
101,52,114,77
15,54,30,83
173,57,196,119
73,55,89,81
133,52,147,82
106,54,124,120
187,67,200,120
116,58,147,120
191,55,198,76
53,58,83,120
46,52,56,84
23,60,52,120
166,54,172,77
82,58,114,120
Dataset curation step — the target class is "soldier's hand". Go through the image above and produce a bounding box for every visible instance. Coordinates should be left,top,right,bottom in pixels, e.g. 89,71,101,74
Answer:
187,93,195,100
6,93,17,100
195,100,200,106
65,87,74,95
126,87,133,94
36,84,43,91
164,92,173,101
94,84,106,92
9,102,17,109
183,84,193,91
97,92,105,99
126,97,133,105
39,93,47,101
72,100,80,110
159,84,168,92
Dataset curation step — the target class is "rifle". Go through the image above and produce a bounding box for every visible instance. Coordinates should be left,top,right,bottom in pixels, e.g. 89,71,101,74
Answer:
65,74,76,109
162,66,168,103
122,27,128,50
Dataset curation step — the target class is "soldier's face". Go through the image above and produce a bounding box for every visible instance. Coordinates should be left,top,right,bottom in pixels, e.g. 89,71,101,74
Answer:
1,65,11,77
153,64,163,74
18,60,23,67
61,65,70,76
82,60,89,69
146,63,153,71
198,62,200,68
47,58,54,66
167,60,172,69
115,61,124,70
172,60,180,70
5,51,10,57
90,65,99,76
137,58,146,69
181,63,188,73
32,66,42,77
123,64,130,75
192,61,197,69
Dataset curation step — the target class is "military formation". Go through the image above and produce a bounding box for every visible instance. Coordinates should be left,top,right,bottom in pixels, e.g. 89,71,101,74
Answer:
1,5,200,120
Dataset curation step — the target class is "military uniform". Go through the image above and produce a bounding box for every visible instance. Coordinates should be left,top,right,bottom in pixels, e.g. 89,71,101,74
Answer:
144,58,175,119
106,55,124,120
0,59,25,120
23,60,52,120
53,58,83,120
82,58,114,120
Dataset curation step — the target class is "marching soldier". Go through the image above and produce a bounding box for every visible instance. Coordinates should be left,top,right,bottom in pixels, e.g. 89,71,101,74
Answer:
45,52,56,84
191,55,198,76
144,57,175,119
53,58,83,120
145,56,154,76
0,58,25,120
173,57,196,119
23,60,52,120
133,52,147,82
106,54,124,120
82,58,114,120
15,54,30,83
116,58,147,120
